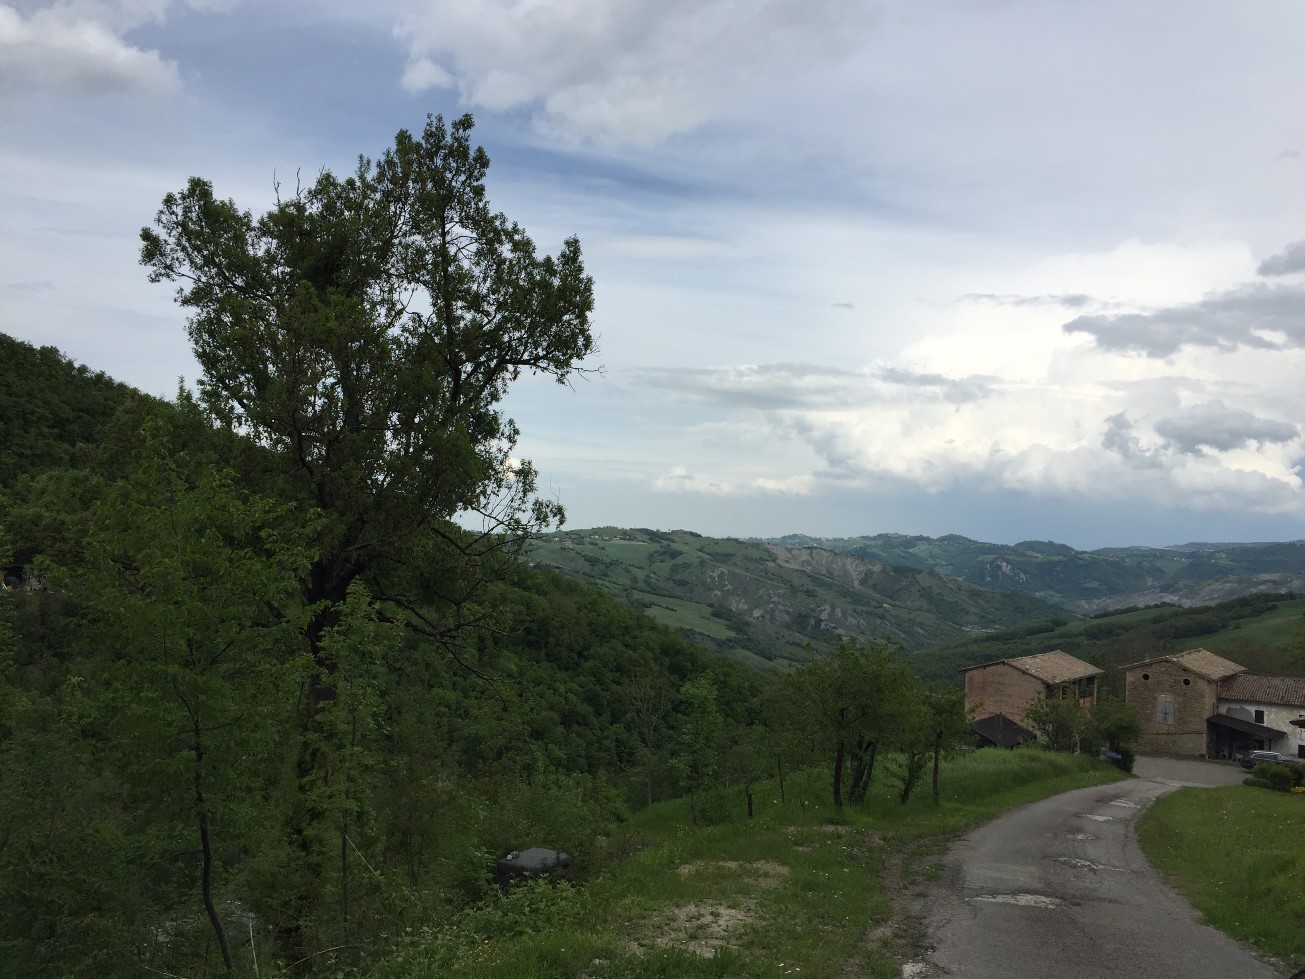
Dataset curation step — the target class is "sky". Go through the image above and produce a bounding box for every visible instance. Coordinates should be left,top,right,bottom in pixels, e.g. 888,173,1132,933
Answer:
5,0,1305,550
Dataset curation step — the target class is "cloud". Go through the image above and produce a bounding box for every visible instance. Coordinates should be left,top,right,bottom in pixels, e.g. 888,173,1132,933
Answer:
1257,239,1305,276
392,0,877,146
651,465,735,496
1062,282,1305,356
1101,412,1163,469
0,2,182,97
635,363,996,411
1153,400,1298,455
6,278,55,293
962,292,1096,309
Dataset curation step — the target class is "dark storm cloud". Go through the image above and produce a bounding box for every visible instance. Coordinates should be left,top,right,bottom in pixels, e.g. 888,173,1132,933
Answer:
1062,283,1305,356
1257,240,1305,276
1153,401,1298,455
634,363,996,410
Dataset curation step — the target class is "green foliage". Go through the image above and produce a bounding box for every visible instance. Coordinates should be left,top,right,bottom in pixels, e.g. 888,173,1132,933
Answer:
0,334,135,490
779,638,923,808
673,676,724,825
1255,762,1301,792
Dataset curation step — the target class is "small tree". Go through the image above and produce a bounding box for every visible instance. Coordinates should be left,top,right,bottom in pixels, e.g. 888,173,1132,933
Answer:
924,685,970,805
782,638,915,809
673,676,723,826
1088,692,1141,770
1026,695,1092,753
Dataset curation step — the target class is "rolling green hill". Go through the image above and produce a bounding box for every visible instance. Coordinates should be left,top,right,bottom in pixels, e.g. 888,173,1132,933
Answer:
764,533,1305,612
529,528,1064,667
907,591,1305,687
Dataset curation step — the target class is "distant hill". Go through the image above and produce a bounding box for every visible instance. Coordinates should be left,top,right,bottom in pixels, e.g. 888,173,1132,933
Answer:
529,528,1064,667
908,591,1305,687
761,533,1305,613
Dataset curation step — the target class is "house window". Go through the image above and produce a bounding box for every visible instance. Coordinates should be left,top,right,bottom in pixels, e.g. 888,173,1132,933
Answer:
1183,678,1191,686
1141,672,1150,681
1156,694,1176,726
1254,709,1265,725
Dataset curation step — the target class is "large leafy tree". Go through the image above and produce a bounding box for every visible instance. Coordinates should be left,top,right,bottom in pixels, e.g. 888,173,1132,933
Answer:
140,113,594,654
140,113,595,952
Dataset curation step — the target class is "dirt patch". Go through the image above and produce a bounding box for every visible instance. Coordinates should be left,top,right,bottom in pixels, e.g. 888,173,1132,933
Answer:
631,900,760,958
676,859,790,885
841,838,938,977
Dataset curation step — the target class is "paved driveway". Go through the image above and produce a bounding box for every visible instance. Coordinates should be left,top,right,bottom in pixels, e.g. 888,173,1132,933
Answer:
907,756,1282,979
1132,754,1250,788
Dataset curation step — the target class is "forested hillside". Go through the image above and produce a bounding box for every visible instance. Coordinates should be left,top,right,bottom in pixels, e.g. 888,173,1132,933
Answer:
530,528,1061,666
0,331,777,976
908,592,1305,688
767,533,1305,612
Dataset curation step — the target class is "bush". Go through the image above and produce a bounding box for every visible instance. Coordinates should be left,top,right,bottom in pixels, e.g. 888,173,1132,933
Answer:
1243,776,1273,790
1254,763,1297,793
1112,747,1135,773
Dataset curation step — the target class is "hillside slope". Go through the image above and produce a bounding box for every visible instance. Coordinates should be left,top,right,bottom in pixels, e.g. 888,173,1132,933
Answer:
766,533,1305,612
530,528,1063,666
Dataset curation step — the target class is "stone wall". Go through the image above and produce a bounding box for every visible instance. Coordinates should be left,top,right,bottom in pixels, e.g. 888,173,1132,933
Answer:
965,663,1045,726
1126,661,1217,755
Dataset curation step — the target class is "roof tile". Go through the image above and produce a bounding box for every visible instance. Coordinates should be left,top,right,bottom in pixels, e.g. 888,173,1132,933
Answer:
1218,673,1305,708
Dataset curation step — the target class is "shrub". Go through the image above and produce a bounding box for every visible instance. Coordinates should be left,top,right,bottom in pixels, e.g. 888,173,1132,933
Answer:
1243,776,1273,790
1254,763,1297,793
1112,747,1135,773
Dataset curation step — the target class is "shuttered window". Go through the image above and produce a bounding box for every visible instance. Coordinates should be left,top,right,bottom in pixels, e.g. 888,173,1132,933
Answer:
1156,694,1175,726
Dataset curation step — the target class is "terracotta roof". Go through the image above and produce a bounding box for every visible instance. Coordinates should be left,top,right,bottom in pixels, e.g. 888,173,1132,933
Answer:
1124,647,1245,681
1218,673,1305,708
961,650,1102,683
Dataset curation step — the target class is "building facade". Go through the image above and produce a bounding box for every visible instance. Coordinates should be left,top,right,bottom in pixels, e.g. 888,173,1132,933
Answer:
1125,648,1305,758
962,650,1102,728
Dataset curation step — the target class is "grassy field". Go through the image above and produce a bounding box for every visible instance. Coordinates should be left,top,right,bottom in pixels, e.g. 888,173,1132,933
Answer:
363,749,1126,979
1137,785,1305,964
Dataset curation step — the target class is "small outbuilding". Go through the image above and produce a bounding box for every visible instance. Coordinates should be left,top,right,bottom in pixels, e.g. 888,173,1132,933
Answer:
971,712,1037,749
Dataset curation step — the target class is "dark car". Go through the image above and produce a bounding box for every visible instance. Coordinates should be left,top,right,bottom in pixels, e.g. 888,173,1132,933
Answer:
1240,749,1295,770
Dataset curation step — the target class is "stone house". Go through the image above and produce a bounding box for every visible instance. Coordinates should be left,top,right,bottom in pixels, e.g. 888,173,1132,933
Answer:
1211,673,1305,760
961,650,1103,728
1124,647,1305,758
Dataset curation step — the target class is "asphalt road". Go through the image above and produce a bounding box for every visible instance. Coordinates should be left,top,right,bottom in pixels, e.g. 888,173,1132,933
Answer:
908,757,1282,979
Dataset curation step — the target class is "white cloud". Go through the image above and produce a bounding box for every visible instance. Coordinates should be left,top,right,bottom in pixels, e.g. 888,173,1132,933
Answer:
0,1,187,97
392,0,876,146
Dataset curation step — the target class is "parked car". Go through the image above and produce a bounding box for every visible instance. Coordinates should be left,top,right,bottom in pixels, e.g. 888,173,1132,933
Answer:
1240,749,1296,770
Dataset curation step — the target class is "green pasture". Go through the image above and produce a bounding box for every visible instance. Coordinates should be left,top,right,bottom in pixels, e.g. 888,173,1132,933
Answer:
1138,784,1305,964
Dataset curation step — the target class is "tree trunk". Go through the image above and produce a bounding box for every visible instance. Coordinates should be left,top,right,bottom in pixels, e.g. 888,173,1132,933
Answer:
193,723,235,975
776,752,786,803
931,731,942,806
849,740,878,804
746,782,754,819
832,740,846,809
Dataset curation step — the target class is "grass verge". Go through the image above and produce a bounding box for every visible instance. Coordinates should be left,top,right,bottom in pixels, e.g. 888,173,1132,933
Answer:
1137,784,1305,963
362,749,1125,979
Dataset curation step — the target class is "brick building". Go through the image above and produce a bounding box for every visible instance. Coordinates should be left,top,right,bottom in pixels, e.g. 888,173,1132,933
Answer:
961,650,1102,728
